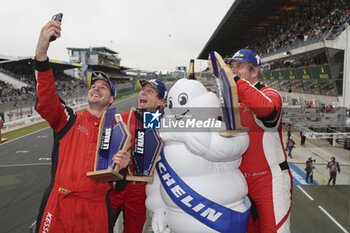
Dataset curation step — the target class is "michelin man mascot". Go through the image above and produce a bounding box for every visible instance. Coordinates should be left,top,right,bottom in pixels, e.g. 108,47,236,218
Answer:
146,78,251,233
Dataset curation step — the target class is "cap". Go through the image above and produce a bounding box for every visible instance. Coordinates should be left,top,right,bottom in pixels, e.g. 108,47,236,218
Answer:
88,71,116,99
137,79,167,100
227,49,261,66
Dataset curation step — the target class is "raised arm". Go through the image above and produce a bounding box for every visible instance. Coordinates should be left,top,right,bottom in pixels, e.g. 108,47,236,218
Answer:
208,51,282,125
234,76,282,123
34,21,74,132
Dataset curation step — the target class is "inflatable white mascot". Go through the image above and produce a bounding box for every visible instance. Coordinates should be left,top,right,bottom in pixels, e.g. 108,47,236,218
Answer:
146,79,251,233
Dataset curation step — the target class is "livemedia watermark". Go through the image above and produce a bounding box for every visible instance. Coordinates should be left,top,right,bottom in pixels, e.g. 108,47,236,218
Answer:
143,108,224,132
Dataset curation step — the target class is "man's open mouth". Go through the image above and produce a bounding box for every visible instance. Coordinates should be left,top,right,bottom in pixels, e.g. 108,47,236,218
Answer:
91,93,101,99
139,98,148,107
140,98,147,103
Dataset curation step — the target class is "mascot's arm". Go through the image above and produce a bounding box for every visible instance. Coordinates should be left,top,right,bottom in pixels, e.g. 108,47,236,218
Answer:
146,168,169,233
203,133,249,162
203,132,249,161
161,131,249,162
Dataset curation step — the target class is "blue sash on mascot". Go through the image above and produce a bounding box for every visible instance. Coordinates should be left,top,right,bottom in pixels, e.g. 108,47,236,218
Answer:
156,154,250,233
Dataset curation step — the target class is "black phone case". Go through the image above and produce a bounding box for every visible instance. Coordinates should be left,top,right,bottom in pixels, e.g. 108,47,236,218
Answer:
50,13,63,42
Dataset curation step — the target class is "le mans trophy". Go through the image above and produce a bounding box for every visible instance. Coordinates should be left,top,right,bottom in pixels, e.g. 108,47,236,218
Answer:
209,51,248,136
87,107,163,182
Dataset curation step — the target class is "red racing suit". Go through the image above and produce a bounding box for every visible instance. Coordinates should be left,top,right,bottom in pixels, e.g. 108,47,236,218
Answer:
34,59,115,233
234,76,293,233
109,111,147,233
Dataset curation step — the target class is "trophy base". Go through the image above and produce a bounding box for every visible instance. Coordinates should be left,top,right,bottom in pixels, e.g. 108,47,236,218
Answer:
1,138,8,144
219,127,249,137
86,170,155,183
126,175,154,183
87,169,124,182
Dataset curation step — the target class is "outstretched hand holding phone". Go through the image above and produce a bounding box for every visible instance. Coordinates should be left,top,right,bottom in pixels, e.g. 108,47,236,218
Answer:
50,13,63,42
35,13,63,61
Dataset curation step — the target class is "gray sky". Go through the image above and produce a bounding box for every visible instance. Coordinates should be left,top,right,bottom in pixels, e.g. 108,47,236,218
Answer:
0,0,234,72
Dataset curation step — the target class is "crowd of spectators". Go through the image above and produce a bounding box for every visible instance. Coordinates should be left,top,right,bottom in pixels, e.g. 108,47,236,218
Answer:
246,0,350,56
0,68,34,86
52,73,88,97
0,70,134,107
0,71,88,106
0,80,34,106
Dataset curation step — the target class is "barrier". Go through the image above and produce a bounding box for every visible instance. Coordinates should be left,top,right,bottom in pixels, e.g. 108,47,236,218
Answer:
0,115,7,143
1,102,88,134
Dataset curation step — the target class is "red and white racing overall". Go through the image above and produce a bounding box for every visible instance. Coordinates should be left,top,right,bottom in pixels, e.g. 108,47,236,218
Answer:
34,59,115,233
234,76,293,233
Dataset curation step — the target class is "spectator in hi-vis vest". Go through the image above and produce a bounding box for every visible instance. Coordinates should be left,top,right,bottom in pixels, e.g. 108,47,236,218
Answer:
305,157,315,183
286,137,295,159
326,157,340,186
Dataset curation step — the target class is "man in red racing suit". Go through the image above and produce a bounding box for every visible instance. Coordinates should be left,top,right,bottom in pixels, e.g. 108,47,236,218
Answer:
228,49,293,233
109,79,167,233
34,20,130,233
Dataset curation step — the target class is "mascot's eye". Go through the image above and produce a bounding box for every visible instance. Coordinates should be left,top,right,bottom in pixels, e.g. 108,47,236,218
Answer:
178,93,188,106
168,97,173,109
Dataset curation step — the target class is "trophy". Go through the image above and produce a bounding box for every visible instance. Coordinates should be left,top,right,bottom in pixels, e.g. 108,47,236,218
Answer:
125,107,163,182
87,107,163,183
87,108,131,182
209,51,248,136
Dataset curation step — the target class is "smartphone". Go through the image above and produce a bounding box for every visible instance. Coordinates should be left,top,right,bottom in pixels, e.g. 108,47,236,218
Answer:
50,13,63,42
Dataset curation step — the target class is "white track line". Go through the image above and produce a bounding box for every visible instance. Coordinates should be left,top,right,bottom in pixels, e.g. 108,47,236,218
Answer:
0,163,51,168
296,185,314,201
318,206,349,233
297,185,349,232
0,127,49,145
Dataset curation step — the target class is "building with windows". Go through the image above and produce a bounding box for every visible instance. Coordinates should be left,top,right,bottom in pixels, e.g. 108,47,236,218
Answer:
67,47,128,80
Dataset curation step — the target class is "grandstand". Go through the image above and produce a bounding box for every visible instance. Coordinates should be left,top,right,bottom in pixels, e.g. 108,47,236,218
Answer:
0,57,86,109
198,0,350,149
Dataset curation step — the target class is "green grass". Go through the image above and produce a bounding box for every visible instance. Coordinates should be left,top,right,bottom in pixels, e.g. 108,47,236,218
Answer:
2,90,138,142
2,121,50,141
